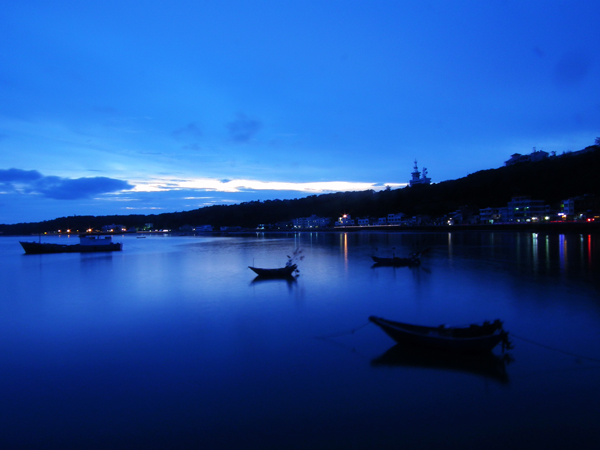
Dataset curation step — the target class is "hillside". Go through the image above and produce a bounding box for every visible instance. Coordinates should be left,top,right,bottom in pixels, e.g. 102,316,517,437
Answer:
1,146,599,235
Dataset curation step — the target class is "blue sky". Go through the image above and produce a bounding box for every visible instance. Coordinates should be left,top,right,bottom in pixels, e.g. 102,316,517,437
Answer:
1,0,599,224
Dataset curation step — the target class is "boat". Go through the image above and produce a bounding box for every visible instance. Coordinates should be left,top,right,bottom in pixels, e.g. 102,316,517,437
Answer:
249,248,303,278
371,255,420,267
248,264,298,278
20,234,123,254
369,316,511,353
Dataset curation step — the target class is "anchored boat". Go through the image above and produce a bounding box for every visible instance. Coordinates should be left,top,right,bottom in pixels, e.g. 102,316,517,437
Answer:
248,263,298,278
369,316,511,353
20,234,123,254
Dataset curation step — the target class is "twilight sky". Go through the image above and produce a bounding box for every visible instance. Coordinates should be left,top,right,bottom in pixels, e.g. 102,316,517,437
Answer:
1,0,599,224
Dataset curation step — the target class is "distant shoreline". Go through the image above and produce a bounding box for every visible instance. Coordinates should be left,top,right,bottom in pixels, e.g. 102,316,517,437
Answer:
5,221,599,237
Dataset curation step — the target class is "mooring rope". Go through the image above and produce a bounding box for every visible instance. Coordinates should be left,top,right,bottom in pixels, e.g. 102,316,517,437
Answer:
510,333,600,364
315,321,372,340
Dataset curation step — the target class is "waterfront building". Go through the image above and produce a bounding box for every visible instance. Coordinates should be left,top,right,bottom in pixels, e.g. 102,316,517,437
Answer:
292,215,330,229
357,217,370,226
479,207,503,224
387,213,405,224
335,214,355,227
506,196,548,222
102,224,127,232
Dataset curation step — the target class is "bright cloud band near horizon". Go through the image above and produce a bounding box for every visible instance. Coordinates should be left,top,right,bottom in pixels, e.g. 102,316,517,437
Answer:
131,177,406,194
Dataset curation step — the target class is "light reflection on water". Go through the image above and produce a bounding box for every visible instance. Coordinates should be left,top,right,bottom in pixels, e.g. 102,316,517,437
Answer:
0,231,599,449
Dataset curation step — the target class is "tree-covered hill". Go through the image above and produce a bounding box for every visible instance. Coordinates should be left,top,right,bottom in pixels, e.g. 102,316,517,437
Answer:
1,146,599,235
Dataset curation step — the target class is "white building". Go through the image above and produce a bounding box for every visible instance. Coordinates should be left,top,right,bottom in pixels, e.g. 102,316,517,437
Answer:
292,215,330,229
357,217,370,226
387,213,405,225
335,214,355,227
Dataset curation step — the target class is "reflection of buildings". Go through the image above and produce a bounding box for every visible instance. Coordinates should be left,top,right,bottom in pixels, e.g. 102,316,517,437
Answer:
409,160,431,187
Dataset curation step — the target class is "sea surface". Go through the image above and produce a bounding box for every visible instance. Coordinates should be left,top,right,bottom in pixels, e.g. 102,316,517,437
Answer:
1,231,599,450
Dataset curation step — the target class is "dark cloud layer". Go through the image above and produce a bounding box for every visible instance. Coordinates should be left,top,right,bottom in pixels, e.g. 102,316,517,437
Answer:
0,168,133,199
226,113,261,143
0,168,43,183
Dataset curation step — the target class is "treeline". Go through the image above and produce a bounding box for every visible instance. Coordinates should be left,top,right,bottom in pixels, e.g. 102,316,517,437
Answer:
1,146,599,235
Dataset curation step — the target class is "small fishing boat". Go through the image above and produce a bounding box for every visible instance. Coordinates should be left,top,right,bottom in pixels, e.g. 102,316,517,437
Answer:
248,264,298,278
20,234,123,254
369,316,511,353
249,248,303,278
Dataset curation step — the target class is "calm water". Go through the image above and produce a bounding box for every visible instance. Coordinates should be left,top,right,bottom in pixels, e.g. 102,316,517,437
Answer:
1,231,599,449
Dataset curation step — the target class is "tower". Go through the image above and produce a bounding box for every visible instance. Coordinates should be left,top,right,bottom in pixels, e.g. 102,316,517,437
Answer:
409,160,431,187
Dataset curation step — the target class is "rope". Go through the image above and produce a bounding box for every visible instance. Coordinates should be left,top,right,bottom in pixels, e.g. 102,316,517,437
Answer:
315,321,372,340
511,333,600,364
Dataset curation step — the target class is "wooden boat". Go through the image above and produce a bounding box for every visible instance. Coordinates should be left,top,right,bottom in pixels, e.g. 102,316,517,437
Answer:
248,263,298,278
369,316,511,353
20,234,123,254
372,255,420,267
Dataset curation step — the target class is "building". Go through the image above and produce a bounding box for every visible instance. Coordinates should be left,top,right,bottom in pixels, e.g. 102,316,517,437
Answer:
505,148,549,166
292,215,331,229
357,217,370,226
506,196,548,222
560,194,599,220
479,207,503,224
409,160,431,187
102,224,127,232
387,213,405,225
334,214,355,227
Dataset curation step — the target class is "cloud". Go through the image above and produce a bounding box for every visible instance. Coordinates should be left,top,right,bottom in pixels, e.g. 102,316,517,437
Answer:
0,168,133,199
555,51,592,87
172,122,203,139
226,113,261,143
0,168,43,183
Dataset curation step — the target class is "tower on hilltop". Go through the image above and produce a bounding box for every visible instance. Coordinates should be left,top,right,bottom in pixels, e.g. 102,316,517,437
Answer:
409,160,431,187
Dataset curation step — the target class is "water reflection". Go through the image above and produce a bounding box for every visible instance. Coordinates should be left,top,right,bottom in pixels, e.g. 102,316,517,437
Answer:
250,275,298,290
371,343,511,385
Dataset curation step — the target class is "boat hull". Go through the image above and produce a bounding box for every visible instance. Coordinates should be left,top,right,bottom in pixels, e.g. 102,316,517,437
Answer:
248,264,297,278
20,241,123,254
369,316,508,353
